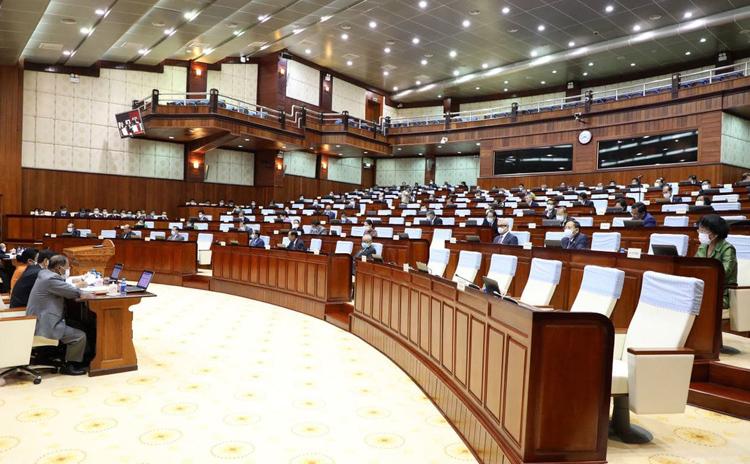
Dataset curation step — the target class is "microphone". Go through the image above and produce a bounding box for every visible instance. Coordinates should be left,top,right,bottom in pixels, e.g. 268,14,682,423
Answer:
454,273,480,290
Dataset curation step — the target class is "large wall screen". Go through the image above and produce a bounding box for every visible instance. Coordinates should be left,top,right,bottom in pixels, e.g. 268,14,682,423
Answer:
598,130,698,169
493,145,573,175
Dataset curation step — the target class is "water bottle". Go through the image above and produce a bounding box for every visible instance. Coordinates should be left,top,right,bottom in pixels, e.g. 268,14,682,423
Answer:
119,278,127,295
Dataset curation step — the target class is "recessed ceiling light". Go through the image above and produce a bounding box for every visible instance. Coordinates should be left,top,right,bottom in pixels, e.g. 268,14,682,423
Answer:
462,19,471,28
537,24,545,31
341,33,349,40
630,62,636,67
530,50,538,57
448,50,457,58
383,70,389,76
257,14,270,22
80,27,91,34
457,151,462,154
415,80,421,85
305,48,311,54
503,88,508,91
346,60,353,66
168,136,175,139
393,86,398,91
95,8,107,16
384,47,391,53
540,80,546,84
481,63,488,69
685,51,691,55
551,69,557,73
605,5,614,13
649,14,662,21
164,28,175,35
63,50,72,56
418,0,428,8
138,48,150,55
204,48,214,55
238,145,243,148
233,30,244,36
633,24,641,32
437,94,442,98
583,72,588,76
475,86,480,90
588,62,594,66
412,37,420,44
501,6,510,14
699,37,706,43
292,28,304,35
245,139,250,142
320,15,331,22
61,18,77,24
568,41,575,47
453,69,460,76
184,10,199,21
503,80,508,84
369,20,377,28
683,11,693,19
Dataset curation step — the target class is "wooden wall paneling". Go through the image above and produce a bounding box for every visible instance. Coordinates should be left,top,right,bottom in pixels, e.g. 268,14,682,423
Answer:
0,65,23,218
187,62,208,97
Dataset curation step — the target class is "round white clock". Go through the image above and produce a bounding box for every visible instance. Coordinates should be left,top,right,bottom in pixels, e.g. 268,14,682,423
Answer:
578,130,592,145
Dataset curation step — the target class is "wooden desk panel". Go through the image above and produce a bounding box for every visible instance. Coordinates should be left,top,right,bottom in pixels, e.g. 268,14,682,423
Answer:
210,246,352,319
442,242,723,361
43,237,197,285
352,262,612,464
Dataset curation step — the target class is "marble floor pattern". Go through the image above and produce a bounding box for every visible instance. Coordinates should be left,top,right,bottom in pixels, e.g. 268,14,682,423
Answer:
0,284,747,464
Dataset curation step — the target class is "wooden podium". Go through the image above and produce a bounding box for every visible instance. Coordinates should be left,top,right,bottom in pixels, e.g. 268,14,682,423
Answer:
63,239,115,275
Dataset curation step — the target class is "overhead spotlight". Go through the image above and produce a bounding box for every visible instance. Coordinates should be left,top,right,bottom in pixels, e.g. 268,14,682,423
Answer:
258,14,270,22
568,41,575,47
452,69,460,76
305,48,311,54
320,15,331,22
393,86,398,91
699,37,706,43
540,80,546,84
95,8,107,16
341,33,349,40
583,71,588,76
630,62,636,67
63,50,72,56
418,0,428,8
184,10,199,21
204,48,214,55
530,50,538,57
481,63,488,69
383,70,389,76
605,5,614,13
369,20,377,28
475,86,480,90
683,11,693,19
462,19,471,28
632,24,641,31
346,60,353,66
138,48,150,55
551,69,557,73
384,47,391,53
164,28,176,36
537,24,545,31
80,27,91,34
415,80,421,85
412,37,420,44
420,59,428,65
685,51,691,55
449,50,457,58
501,6,510,14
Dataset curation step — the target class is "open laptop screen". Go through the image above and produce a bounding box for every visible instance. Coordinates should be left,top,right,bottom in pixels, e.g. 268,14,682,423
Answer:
137,271,154,289
110,263,123,280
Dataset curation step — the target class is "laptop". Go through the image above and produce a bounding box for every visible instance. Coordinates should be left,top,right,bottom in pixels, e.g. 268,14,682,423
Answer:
623,219,644,228
124,270,154,293
415,261,430,273
482,276,502,296
542,219,561,227
651,245,679,257
545,239,563,248
108,263,123,283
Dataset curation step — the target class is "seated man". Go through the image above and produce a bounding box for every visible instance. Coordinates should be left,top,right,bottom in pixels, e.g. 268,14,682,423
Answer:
309,220,327,235
197,211,209,221
323,204,336,220
10,249,54,308
284,230,306,251
555,206,569,226
424,210,442,225
237,212,251,224
523,193,538,207
577,192,594,208
364,219,378,238
10,248,39,292
492,219,518,245
290,219,304,234
339,212,351,224
54,205,70,217
167,226,184,241
249,230,265,248
62,223,81,237
353,234,377,260
543,200,557,219
120,224,137,239
26,255,90,375
561,219,589,250
630,202,656,227
660,185,678,203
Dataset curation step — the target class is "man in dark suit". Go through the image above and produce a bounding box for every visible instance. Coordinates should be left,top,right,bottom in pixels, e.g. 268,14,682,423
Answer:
492,219,519,246
167,226,185,241
561,219,590,250
63,223,81,237
660,185,679,203
577,192,594,208
285,230,306,251
323,204,336,220
630,202,657,227
522,193,538,208
10,249,54,308
237,212,251,224
120,224,137,239
543,201,557,220
54,205,70,217
248,230,265,248
353,234,377,260
424,210,442,226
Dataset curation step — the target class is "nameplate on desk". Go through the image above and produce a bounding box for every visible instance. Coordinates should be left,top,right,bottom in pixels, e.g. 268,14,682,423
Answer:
50,234,57,238
180,218,185,221
390,206,395,210
528,223,536,229
361,256,368,262
273,230,279,235
405,222,411,227
459,222,466,228
403,263,409,272
393,235,400,241
97,235,103,239
677,209,687,214
449,238,457,244
627,248,642,259
523,242,533,250
457,282,466,292
356,213,362,217
219,241,226,246
691,191,699,196
321,221,326,225
724,183,732,189
600,222,611,230
608,195,615,200
144,237,151,242
264,245,271,250
313,249,320,255
515,210,524,217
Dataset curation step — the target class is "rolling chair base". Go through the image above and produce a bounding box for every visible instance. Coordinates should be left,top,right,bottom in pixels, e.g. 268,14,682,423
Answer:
0,365,58,385
609,396,653,444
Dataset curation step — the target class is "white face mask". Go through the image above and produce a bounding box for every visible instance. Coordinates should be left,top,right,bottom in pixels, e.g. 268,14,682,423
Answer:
702,184,710,190
562,228,574,238
64,268,70,279
67,227,73,232
663,193,671,199
698,232,712,245
486,216,494,222
556,215,564,222
695,200,704,206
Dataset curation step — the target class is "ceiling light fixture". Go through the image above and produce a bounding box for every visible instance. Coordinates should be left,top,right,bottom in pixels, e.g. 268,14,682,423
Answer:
530,50,538,57
481,63,488,69
437,94,442,98
415,80,421,85
164,28,175,36
501,6,510,14
305,48,311,54
503,87,508,91
685,51,691,55
80,27,91,34
552,69,557,73
320,15,331,22
630,62,636,66
292,28,304,34
699,37,706,43
583,71,588,76
341,33,349,40
475,86,480,90
204,48,214,55
605,5,614,13
95,8,107,16
393,86,399,91
412,37,420,44
449,50,457,58
453,69,460,76
418,0,428,9
138,48,150,55
63,50,72,56
420,59,428,65
632,24,641,32
588,61,594,66
346,60,353,66
258,14,270,22
540,80,546,84
384,47,391,53
462,19,471,28
537,24,545,31
568,41,575,47
369,20,377,28
683,11,693,19
383,70,389,76
184,10,199,21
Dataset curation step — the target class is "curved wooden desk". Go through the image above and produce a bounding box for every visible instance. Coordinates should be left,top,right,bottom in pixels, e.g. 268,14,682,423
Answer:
352,262,613,464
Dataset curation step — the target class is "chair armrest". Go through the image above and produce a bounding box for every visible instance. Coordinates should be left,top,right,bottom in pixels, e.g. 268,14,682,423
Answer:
627,347,694,356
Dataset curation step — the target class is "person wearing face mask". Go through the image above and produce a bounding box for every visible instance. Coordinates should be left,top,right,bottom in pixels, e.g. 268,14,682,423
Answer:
10,249,54,308
630,202,656,227
492,219,518,246
424,210,442,226
577,192,594,208
167,226,185,241
543,201,558,220
290,219,303,234
561,219,589,250
699,180,712,193
284,230,306,251
660,185,677,203
523,193,538,207
364,219,378,238
554,206,569,226
10,248,38,293
354,234,377,261
25,254,90,375
248,229,265,248
120,224,137,239
695,215,737,311
62,222,80,237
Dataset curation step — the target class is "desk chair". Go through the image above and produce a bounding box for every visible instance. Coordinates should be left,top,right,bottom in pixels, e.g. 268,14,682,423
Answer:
610,271,703,443
514,231,531,246
0,313,59,385
544,231,564,245
663,216,689,227
375,227,394,238
389,217,405,225
372,242,384,256
197,233,214,265
519,258,562,306
727,235,750,332
575,217,594,227
193,222,209,231
426,248,450,277
431,229,453,249
351,226,365,237
648,234,689,257
591,232,621,252
612,217,631,228
404,228,422,239
329,225,343,236
452,251,482,285
485,254,518,295
570,265,625,317
334,241,354,255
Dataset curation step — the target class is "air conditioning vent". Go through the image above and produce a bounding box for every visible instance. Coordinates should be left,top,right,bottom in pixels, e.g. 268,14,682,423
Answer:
119,42,143,49
39,43,63,51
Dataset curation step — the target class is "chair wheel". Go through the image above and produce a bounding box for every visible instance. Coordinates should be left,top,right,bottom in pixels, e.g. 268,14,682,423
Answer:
33,377,42,385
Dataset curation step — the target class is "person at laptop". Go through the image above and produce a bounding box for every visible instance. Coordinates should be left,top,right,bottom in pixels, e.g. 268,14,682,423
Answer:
353,234,377,261
167,226,184,241
424,210,442,225
630,203,656,227
695,215,736,311
492,219,518,246
284,230,306,251
26,255,90,375
561,219,589,250
63,223,81,237
10,249,55,308
120,224,137,239
309,220,327,235
249,230,265,248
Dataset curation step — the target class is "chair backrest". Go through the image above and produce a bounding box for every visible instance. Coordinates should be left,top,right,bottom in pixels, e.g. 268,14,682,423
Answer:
575,216,594,227
149,231,166,239
544,231,564,242
431,228,453,248
131,230,142,238
178,232,189,241
101,229,116,238
622,271,704,359
219,223,233,232
712,202,741,211
375,227,394,238
389,217,405,225
168,222,183,229
302,225,312,234
203,215,213,221
220,215,234,222
570,265,625,317
372,242,384,256
486,254,518,295
727,234,750,257
427,248,451,277
329,225,343,235
260,235,271,246
661,204,688,213
514,231,531,246
712,193,740,203
519,258,562,306
663,216,689,227
404,228,422,239
334,241,354,254
612,217,631,227
145,221,155,229
78,228,92,236
351,226,365,237
648,233,689,256
193,222,209,230
591,232,621,252
453,251,482,284
197,233,213,251
0,316,36,368
377,209,392,216
309,238,322,253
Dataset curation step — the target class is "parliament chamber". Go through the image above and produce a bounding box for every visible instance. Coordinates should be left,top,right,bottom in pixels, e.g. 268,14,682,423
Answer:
2,1,750,463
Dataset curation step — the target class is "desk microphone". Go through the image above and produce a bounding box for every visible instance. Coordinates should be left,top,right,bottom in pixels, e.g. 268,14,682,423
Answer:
454,273,481,290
